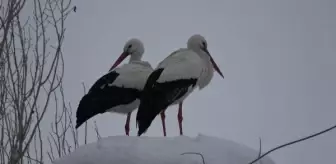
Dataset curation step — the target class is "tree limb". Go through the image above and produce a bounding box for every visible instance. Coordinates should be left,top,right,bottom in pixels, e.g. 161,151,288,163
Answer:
249,123,336,164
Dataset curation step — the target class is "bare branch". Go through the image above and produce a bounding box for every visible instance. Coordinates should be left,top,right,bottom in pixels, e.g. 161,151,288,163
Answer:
1,0,74,163
181,152,206,164
255,138,263,164
249,124,336,164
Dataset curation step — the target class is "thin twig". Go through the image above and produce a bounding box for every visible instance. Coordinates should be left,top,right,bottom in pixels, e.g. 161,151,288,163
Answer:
181,152,206,164
81,82,88,144
257,138,263,164
249,123,336,164
94,121,101,140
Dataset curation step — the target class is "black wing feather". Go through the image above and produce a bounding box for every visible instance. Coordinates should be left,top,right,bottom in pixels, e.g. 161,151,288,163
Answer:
87,71,119,93
136,68,197,136
76,71,140,129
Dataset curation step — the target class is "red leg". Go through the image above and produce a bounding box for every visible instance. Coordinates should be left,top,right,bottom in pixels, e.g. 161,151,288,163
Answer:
178,102,183,135
160,109,167,137
125,112,131,136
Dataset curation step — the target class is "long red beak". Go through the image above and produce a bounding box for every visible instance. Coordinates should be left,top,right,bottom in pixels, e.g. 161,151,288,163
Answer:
204,48,224,79
210,56,224,78
109,52,129,71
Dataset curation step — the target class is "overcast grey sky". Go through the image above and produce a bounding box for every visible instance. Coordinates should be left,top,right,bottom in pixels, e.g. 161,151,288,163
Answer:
54,0,336,163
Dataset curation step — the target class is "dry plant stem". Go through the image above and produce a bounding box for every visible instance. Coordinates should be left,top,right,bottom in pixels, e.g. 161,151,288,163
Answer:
256,138,263,164
249,123,336,164
94,121,101,140
181,152,205,164
81,82,88,145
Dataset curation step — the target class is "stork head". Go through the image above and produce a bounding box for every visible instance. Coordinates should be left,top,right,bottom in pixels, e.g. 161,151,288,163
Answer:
109,38,145,71
187,34,224,79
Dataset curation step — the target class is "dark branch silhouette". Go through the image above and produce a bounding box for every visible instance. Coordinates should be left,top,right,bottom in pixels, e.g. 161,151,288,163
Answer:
249,123,336,164
257,137,263,164
181,152,206,164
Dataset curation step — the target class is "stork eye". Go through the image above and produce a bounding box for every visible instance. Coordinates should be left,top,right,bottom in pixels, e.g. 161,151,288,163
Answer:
201,41,207,48
128,45,132,49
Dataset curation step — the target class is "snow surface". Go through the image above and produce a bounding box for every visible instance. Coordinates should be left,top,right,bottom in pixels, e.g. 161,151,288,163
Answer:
54,134,275,164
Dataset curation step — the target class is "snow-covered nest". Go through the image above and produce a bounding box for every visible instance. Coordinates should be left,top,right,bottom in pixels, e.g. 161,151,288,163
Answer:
54,134,275,164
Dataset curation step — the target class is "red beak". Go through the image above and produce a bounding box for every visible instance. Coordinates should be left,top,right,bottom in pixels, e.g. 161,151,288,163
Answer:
209,56,224,79
109,52,129,71
203,48,224,79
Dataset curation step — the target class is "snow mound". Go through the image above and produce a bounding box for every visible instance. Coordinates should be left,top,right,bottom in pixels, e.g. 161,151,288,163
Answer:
54,134,275,164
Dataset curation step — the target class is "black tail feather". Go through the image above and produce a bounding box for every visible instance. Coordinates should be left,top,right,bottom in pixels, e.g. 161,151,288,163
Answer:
136,96,166,136
75,94,101,129
136,98,166,136
136,68,167,136
136,68,198,136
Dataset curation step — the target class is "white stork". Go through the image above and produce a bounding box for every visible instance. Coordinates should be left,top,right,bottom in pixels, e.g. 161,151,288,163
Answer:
76,38,153,136
136,34,224,136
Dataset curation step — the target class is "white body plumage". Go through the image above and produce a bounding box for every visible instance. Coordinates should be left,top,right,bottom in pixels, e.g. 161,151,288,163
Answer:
153,48,213,105
104,61,153,114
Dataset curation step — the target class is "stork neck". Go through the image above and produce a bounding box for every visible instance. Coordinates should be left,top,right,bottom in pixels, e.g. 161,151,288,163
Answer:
195,49,214,73
193,49,209,63
193,49,215,89
128,53,143,63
